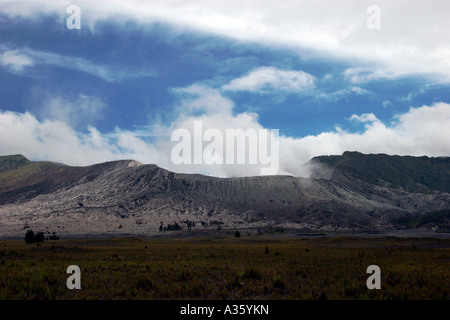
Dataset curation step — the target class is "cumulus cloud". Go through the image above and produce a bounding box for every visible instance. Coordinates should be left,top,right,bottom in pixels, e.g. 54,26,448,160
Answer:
275,103,450,176
0,110,164,166
222,67,368,102
2,1,449,178
222,67,315,93
0,111,117,165
349,113,380,124
0,50,33,72
39,94,106,128
1,0,449,81
172,84,234,116
1,83,449,177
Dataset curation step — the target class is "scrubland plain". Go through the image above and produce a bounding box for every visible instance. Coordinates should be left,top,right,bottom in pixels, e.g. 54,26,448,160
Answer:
0,236,448,300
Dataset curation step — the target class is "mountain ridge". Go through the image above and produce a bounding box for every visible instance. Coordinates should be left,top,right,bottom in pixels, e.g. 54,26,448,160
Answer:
309,151,450,193
0,152,449,238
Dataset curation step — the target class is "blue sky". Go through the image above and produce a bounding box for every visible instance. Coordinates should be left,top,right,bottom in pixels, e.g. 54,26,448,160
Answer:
0,0,449,177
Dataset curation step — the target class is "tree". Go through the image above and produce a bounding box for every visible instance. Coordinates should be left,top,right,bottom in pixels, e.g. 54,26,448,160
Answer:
234,230,241,238
25,230,35,244
35,231,45,243
167,223,182,231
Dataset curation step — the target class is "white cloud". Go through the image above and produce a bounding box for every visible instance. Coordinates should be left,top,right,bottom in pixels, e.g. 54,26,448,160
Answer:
0,110,164,166
1,84,449,177
222,67,369,102
349,113,380,124
222,67,315,93
278,102,450,176
350,86,370,95
0,46,155,82
0,111,116,165
342,67,398,83
382,100,393,108
172,84,234,116
0,50,33,71
318,86,371,101
1,0,449,81
26,49,156,82
39,94,106,128
1,1,449,178
399,85,428,102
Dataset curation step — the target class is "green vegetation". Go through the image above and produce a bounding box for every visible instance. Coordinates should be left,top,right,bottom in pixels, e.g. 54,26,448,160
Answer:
165,223,182,231
268,227,284,234
396,209,450,231
313,151,450,193
0,154,31,173
24,230,46,244
24,230,35,244
0,156,68,205
0,236,448,300
35,232,45,243
0,155,63,183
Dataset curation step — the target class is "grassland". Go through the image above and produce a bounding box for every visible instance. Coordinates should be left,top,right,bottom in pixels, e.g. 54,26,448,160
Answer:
0,236,448,300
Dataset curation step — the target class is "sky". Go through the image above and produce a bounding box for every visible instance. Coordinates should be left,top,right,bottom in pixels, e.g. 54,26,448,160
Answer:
0,0,449,177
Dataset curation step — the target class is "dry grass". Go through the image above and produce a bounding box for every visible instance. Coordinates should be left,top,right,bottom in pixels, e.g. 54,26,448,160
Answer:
0,236,448,300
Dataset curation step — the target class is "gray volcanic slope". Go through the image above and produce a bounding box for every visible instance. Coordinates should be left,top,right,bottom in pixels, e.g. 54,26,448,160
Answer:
0,153,449,237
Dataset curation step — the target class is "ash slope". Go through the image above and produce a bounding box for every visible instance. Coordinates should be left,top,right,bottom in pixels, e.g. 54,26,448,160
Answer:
0,153,449,237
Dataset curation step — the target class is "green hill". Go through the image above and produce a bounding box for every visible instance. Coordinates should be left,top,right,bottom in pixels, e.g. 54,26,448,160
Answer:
0,154,31,173
311,151,450,193
0,155,68,204
0,155,65,184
